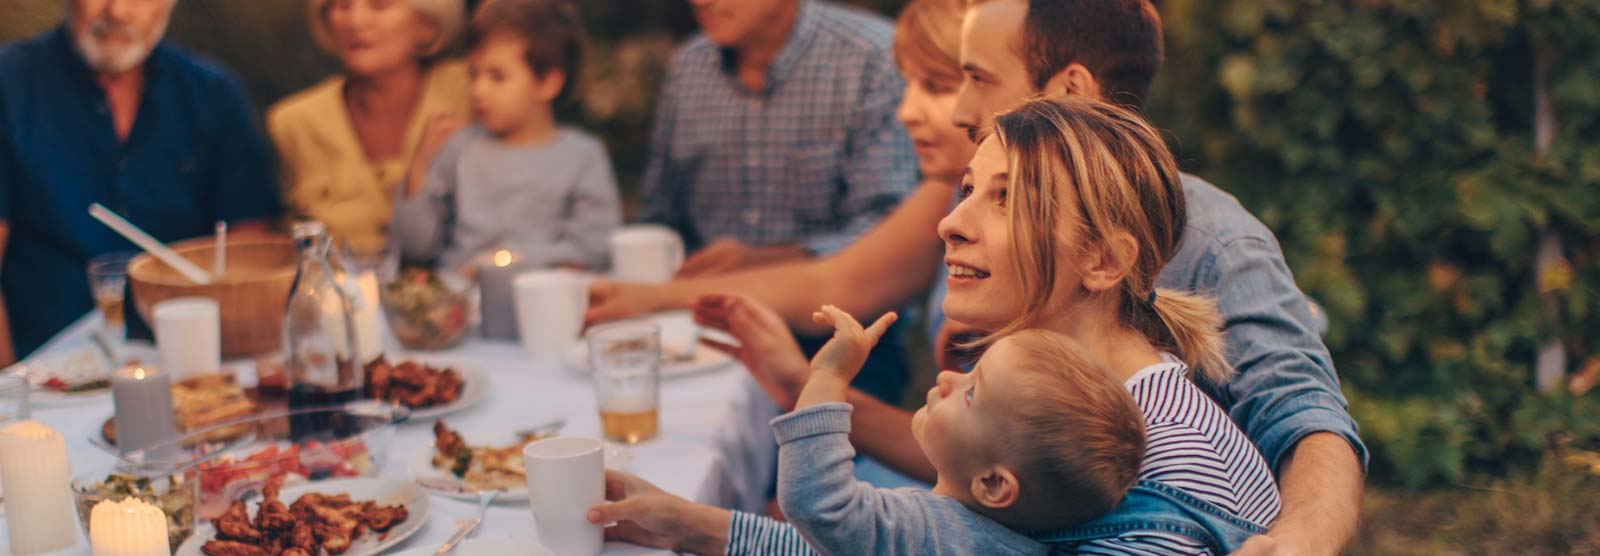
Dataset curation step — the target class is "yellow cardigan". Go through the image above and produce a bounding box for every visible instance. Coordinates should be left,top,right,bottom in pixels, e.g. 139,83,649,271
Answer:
266,61,469,255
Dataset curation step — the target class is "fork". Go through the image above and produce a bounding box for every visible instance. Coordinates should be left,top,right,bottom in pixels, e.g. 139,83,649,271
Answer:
435,489,499,555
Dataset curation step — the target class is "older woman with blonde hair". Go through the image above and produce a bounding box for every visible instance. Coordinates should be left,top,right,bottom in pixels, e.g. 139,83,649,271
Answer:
268,0,469,256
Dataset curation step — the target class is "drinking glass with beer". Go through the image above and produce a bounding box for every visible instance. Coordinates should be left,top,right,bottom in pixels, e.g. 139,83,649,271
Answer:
587,322,661,444
86,252,137,342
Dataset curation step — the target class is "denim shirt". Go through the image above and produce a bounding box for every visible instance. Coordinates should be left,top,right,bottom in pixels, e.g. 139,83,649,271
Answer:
1164,174,1367,472
1035,479,1267,553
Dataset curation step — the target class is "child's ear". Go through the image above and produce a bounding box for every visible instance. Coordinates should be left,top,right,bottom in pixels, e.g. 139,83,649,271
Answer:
534,69,567,103
968,466,1021,510
1077,230,1138,294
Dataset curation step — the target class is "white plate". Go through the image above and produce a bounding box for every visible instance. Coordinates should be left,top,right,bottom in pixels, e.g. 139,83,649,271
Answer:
8,343,161,405
407,428,531,503
564,342,733,378
391,538,554,556
176,478,430,556
389,360,489,421
564,312,735,378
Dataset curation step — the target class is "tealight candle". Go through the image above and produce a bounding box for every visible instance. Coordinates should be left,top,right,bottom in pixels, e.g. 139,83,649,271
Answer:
0,421,79,554
480,248,520,340
110,365,178,455
89,498,171,556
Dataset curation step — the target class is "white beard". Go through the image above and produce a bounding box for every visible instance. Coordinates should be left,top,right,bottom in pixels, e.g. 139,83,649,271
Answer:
71,15,170,74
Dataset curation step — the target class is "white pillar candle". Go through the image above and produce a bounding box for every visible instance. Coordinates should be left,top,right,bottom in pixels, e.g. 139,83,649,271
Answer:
89,498,171,556
110,365,178,455
479,249,519,340
0,421,79,554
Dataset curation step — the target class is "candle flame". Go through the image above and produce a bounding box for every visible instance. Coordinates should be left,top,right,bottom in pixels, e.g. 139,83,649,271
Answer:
493,249,513,267
133,367,147,380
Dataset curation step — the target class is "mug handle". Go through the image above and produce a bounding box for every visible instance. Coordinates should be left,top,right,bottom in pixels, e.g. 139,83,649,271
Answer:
668,236,685,274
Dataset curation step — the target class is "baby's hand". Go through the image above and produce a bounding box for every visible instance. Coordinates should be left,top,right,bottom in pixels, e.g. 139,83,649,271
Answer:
809,305,897,382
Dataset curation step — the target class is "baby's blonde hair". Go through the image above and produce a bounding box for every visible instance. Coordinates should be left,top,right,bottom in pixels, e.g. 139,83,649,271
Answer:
984,96,1233,384
993,329,1144,528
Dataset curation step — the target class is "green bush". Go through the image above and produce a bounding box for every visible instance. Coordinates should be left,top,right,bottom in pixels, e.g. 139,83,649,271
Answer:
1148,0,1600,486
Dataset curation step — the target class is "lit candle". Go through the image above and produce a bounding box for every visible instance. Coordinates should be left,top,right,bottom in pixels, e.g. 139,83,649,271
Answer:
89,498,171,556
479,249,520,340
0,421,79,554
110,365,178,455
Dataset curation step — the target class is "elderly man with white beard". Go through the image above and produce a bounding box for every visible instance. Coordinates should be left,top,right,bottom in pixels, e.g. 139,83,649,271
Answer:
0,0,283,364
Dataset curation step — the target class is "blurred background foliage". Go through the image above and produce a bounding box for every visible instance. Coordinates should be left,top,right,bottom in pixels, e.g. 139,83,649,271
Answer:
3,0,1597,498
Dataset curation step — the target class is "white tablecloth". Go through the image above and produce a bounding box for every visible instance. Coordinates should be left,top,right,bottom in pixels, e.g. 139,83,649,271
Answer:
1,312,780,555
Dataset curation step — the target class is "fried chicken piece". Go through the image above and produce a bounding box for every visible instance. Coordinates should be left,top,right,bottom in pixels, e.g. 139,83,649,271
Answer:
281,549,311,556
213,500,263,542
315,523,354,555
288,521,318,554
435,369,463,403
364,356,392,400
433,420,466,458
362,503,409,532
255,483,295,535
200,540,273,556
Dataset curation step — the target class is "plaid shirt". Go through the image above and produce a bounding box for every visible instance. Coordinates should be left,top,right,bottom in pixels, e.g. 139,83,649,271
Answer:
639,0,916,255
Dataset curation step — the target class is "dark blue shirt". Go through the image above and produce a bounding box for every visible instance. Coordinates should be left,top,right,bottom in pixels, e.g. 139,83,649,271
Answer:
0,27,282,357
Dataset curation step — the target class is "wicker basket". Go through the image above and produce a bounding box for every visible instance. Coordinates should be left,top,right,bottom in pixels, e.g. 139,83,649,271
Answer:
128,236,297,357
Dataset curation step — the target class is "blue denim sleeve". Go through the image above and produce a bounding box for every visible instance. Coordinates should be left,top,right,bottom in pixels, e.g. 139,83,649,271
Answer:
1197,235,1369,473
209,68,282,224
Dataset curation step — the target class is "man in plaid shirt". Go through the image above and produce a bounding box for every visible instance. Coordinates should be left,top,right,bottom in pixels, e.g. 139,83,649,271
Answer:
641,0,917,276
639,0,918,402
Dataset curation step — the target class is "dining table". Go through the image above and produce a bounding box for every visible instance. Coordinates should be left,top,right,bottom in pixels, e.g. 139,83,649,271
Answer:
0,310,782,556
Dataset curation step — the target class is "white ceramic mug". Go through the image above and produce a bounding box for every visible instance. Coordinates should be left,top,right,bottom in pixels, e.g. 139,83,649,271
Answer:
151,297,221,379
609,226,684,284
523,436,605,556
514,270,588,360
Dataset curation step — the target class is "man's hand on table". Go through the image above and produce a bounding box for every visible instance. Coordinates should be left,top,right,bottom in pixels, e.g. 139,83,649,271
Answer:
676,239,809,279
587,470,731,555
692,293,809,411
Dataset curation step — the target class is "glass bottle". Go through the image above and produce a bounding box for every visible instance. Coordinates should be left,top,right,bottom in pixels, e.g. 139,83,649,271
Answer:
283,221,362,437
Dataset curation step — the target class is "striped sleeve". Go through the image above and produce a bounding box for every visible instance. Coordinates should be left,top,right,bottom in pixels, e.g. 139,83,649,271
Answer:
1074,532,1216,556
726,510,817,556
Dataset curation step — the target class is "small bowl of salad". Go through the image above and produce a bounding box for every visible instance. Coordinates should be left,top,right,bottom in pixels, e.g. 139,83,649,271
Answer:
380,268,475,350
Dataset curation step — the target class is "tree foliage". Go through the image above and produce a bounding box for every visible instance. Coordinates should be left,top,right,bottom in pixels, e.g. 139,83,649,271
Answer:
1148,0,1600,486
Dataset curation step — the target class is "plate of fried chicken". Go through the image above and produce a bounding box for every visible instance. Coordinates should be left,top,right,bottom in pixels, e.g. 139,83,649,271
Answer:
182,478,429,556
364,357,488,421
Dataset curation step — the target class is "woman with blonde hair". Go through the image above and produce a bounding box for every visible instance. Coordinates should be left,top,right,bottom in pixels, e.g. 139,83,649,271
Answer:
268,0,468,256
589,96,1281,554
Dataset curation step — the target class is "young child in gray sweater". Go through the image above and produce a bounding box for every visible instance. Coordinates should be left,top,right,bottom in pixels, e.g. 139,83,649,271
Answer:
774,306,1147,556
392,0,620,272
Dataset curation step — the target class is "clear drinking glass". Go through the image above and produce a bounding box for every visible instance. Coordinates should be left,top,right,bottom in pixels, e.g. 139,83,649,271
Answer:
86,251,137,342
588,322,661,445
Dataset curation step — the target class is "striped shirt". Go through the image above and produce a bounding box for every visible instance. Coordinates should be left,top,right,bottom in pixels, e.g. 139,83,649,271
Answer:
638,0,916,256
726,357,1280,555
1074,356,1280,555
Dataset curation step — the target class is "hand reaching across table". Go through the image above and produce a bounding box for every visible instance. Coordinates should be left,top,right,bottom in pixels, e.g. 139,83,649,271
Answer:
691,293,811,411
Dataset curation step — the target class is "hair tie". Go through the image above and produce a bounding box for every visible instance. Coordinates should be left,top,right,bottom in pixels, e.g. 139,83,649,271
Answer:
1145,290,1158,306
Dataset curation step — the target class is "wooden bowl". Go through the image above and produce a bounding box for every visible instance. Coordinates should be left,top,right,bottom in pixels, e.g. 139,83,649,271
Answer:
128,236,296,357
